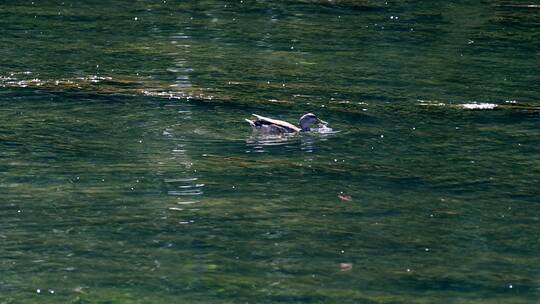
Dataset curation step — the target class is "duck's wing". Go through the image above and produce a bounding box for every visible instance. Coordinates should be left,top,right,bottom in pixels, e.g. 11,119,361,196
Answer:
252,114,301,132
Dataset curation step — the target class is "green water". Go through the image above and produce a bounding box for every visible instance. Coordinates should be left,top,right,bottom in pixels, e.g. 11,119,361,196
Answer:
1,1,540,303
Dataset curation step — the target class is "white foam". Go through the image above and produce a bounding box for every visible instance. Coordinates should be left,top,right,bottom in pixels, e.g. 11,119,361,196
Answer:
461,103,498,110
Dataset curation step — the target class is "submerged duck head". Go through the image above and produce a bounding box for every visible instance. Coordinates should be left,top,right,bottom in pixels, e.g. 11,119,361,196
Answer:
299,113,328,131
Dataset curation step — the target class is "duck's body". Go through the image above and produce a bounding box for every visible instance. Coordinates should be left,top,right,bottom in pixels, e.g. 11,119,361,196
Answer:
245,113,327,134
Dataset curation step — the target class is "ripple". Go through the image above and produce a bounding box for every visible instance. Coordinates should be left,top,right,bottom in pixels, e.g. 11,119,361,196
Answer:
168,190,203,196
164,178,198,183
165,176,204,198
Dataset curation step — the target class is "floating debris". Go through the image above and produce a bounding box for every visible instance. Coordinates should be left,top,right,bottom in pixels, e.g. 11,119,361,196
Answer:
338,194,352,202
340,263,353,272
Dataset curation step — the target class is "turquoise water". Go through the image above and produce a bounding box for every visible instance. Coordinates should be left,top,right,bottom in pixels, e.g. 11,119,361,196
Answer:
1,1,540,303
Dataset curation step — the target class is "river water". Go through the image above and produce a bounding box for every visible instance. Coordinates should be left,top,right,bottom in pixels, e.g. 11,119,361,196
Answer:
1,1,539,303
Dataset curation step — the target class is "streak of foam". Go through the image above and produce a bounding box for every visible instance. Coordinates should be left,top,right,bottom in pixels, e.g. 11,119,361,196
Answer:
460,103,498,110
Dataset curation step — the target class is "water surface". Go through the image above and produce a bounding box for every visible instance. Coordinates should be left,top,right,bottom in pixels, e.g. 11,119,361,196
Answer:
1,1,540,303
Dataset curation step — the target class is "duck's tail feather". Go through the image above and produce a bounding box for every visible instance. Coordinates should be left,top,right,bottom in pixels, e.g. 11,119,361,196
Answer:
245,118,256,127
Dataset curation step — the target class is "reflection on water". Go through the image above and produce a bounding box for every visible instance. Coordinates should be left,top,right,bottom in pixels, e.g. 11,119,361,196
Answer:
245,132,299,153
245,129,337,153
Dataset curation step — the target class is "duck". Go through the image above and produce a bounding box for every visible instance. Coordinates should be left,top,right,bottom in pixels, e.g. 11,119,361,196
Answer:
245,113,328,134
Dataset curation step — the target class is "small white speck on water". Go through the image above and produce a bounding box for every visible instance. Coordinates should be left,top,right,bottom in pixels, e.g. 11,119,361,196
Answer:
134,17,138,21
130,187,134,191
36,289,41,294
380,134,384,138
49,290,55,294
340,250,345,254
406,268,411,272
509,284,513,289
139,140,143,143
17,210,21,213
290,46,294,50
412,127,416,130
425,248,430,252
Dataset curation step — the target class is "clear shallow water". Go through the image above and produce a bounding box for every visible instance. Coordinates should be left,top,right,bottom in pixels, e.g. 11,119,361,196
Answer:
1,1,540,303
